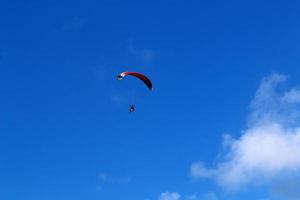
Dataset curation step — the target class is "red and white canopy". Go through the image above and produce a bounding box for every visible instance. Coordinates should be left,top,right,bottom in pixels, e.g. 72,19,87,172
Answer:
117,72,153,90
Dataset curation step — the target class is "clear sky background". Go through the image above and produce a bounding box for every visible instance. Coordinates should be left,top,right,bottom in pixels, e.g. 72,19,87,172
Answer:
1,0,300,200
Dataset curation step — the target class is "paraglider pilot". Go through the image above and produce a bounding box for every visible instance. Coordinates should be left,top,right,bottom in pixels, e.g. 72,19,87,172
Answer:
129,105,135,112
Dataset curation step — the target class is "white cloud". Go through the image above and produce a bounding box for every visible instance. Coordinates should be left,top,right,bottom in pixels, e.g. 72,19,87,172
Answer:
282,89,300,103
191,74,300,192
159,192,181,200
158,192,218,200
190,163,216,179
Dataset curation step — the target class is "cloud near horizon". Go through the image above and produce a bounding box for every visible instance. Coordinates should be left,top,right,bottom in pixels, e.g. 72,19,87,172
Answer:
191,74,300,192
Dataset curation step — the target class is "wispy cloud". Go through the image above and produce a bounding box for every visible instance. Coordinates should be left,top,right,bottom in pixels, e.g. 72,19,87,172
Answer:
159,192,181,200
282,89,300,103
190,74,300,198
157,192,218,200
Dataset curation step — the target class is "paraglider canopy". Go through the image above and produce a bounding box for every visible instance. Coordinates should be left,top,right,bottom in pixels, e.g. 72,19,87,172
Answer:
117,72,153,90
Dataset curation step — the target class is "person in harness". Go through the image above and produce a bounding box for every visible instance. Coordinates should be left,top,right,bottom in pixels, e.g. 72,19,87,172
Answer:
129,105,135,112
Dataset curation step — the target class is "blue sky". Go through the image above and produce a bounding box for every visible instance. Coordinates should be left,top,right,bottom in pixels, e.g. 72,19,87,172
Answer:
1,0,300,200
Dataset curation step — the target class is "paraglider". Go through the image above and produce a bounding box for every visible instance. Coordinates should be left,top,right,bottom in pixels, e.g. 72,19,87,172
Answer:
117,71,153,112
